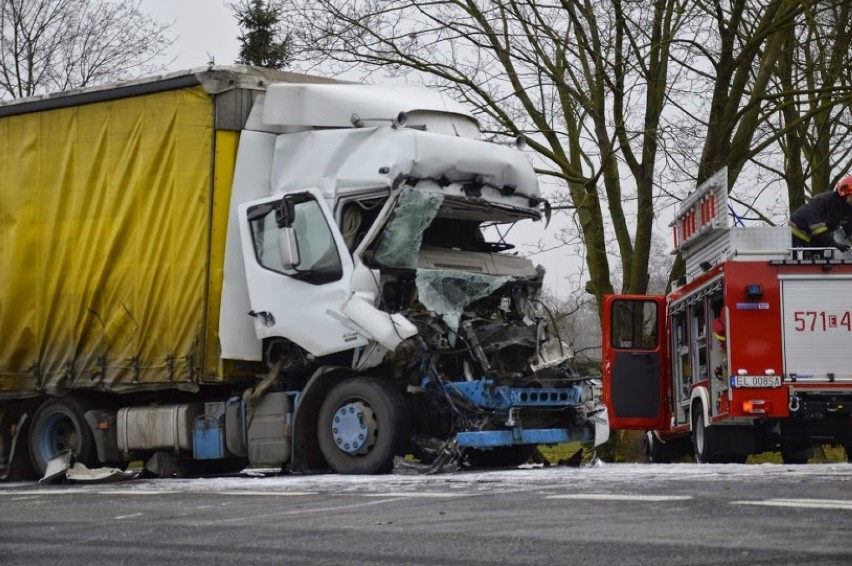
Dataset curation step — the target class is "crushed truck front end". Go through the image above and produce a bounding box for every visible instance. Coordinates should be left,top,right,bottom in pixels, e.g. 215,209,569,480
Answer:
356,185,610,466
227,83,609,471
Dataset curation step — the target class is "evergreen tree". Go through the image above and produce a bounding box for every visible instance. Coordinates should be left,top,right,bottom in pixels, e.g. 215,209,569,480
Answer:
231,0,291,69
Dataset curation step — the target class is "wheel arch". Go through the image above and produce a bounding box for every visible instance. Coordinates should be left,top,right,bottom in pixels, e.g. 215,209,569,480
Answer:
28,394,100,477
290,366,351,471
689,387,711,433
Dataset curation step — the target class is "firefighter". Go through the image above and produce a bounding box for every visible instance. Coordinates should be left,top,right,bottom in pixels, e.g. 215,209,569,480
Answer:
790,175,852,251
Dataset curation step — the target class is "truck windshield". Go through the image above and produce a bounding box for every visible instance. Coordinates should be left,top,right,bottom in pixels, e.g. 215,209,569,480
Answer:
373,188,443,268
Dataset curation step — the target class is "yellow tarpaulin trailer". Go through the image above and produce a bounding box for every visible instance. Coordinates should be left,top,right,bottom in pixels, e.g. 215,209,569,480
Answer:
0,67,311,397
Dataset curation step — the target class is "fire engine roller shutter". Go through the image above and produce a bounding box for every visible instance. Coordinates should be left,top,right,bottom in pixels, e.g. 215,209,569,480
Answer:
781,276,852,379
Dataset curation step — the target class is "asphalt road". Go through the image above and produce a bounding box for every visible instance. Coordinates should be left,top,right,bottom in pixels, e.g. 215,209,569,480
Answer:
1,463,851,565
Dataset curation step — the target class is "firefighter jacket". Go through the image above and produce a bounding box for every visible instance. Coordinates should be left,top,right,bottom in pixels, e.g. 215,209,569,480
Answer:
790,191,852,247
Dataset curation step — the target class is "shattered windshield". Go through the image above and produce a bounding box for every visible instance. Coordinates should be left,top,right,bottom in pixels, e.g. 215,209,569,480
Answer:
373,188,443,268
416,269,517,338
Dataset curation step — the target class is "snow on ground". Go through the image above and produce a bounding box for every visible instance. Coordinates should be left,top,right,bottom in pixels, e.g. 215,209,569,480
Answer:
4,461,849,495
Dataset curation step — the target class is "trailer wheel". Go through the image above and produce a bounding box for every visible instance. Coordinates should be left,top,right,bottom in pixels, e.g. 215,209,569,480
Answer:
317,378,408,474
465,445,538,468
692,408,712,464
28,397,97,477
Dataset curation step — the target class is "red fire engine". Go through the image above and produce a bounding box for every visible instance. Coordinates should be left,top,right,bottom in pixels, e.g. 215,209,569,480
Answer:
602,168,852,463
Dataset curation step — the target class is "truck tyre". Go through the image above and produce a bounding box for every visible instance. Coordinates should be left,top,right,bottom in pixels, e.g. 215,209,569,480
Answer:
692,408,712,464
465,445,538,468
644,431,671,464
29,397,97,477
780,443,812,464
317,378,408,474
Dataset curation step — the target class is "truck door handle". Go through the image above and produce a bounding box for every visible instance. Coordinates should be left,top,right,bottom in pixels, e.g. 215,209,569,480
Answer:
248,310,275,326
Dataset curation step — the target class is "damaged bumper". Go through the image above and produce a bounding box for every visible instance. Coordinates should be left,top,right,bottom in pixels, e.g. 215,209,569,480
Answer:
455,406,609,449
443,379,611,449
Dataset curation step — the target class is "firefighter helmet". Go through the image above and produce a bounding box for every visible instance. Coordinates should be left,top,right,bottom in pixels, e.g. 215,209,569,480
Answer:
836,175,852,197
713,316,726,343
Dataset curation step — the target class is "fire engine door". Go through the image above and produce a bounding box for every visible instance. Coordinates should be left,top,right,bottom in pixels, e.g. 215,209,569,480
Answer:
238,190,369,357
602,295,667,430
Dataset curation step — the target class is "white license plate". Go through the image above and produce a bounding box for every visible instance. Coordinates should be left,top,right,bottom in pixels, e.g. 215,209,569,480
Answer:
731,375,782,388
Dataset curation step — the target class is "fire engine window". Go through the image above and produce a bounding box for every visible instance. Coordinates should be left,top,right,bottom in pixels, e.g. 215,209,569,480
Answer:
691,302,708,379
673,312,692,401
611,300,658,350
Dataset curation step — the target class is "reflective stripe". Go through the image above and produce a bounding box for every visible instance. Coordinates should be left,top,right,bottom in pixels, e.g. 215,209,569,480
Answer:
714,332,726,342
811,224,829,235
790,226,811,242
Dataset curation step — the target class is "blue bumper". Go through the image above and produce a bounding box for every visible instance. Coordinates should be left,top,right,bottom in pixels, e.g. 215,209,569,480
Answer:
455,427,594,448
444,380,584,409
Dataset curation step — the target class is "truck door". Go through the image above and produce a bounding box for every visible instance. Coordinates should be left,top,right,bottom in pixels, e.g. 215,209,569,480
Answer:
237,190,369,356
602,295,667,430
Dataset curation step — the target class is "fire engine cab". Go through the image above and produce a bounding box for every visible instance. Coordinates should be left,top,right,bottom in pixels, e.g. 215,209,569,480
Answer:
602,168,852,463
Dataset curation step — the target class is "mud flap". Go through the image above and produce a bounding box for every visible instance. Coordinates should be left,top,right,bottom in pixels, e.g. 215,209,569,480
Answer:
66,463,139,483
0,413,34,481
590,406,610,446
39,450,73,484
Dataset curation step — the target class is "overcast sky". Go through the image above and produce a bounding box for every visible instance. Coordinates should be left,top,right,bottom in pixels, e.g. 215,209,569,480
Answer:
146,0,240,70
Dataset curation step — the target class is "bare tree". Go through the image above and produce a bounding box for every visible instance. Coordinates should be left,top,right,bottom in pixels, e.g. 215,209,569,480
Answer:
766,1,852,212
281,0,852,313
282,0,690,312
0,0,173,99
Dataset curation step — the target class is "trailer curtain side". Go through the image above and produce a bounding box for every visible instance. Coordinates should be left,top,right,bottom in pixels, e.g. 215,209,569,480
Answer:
0,86,223,397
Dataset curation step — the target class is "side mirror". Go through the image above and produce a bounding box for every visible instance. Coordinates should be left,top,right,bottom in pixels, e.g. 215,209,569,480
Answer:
278,227,300,269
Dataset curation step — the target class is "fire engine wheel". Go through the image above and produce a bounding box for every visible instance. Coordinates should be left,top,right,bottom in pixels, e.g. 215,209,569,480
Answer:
780,443,812,464
28,397,97,478
643,432,671,464
317,377,409,474
691,408,713,464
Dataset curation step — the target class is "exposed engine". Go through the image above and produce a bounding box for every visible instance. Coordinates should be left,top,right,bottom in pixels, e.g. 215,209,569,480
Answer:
373,257,598,467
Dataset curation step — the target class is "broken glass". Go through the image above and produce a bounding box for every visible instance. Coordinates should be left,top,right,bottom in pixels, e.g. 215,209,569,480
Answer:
374,188,443,268
416,269,517,339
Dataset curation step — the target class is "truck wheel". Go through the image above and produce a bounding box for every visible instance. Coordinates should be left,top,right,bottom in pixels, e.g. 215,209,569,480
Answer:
317,378,408,474
28,397,97,477
465,445,537,468
780,443,812,464
692,408,712,464
644,431,671,464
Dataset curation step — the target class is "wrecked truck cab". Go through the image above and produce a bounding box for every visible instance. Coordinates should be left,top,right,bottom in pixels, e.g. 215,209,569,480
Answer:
337,185,610,467
229,83,611,473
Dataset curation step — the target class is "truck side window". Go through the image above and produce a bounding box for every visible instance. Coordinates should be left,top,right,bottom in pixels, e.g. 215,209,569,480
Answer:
611,300,658,350
339,196,388,251
248,197,343,284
